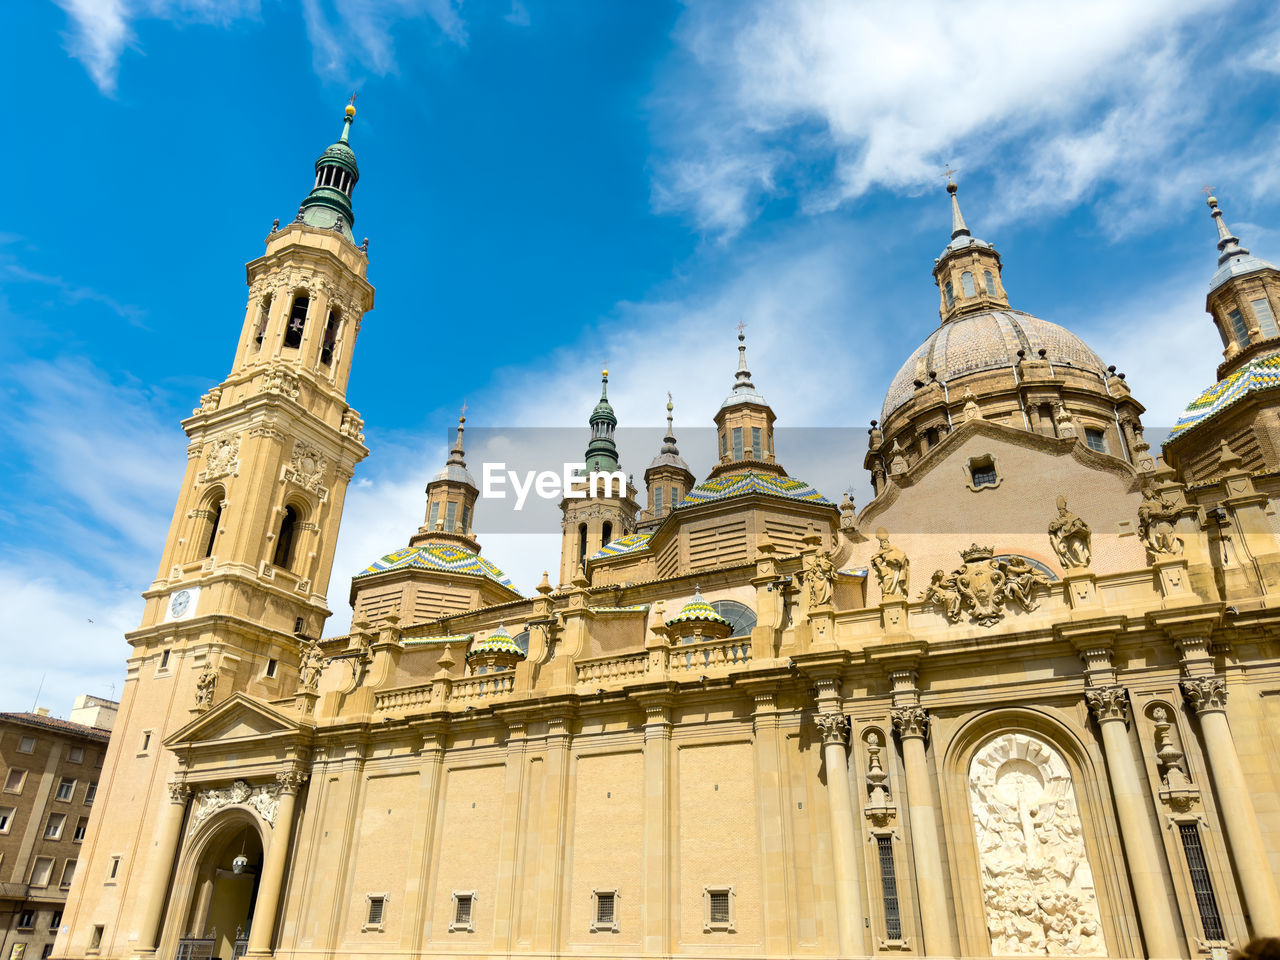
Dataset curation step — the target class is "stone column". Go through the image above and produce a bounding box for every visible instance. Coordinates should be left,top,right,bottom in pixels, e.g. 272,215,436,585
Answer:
640,697,673,955
532,715,574,952
890,706,953,956
816,710,865,956
1084,687,1183,959
133,780,191,956
1182,677,1280,934
246,771,306,956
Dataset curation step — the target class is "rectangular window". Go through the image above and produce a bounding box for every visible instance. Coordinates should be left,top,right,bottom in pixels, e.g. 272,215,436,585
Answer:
49,912,62,932
984,269,996,295
139,731,152,754
445,501,458,532
719,432,727,457
0,807,14,833
45,813,66,840
1179,822,1225,940
1252,298,1278,338
41,945,54,960
877,835,902,940
56,778,75,802
732,427,743,460
1227,308,1249,344
1084,428,1107,453
265,658,278,679
17,911,34,930
68,746,84,764
751,426,762,459
84,782,97,804
89,925,104,951
704,887,734,932
428,501,440,529
159,649,171,671
74,817,88,842
461,505,471,533
451,892,475,932
30,857,54,887
366,896,385,927
5,769,27,793
653,486,663,514
591,890,618,932
108,856,121,880
961,270,977,297
60,859,77,888
18,736,36,753
970,461,998,487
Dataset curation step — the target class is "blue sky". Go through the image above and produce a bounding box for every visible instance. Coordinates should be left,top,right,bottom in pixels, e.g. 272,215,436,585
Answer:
4,0,1280,713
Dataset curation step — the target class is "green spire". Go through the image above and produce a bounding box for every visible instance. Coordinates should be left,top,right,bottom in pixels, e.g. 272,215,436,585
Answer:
296,100,360,242
584,369,620,474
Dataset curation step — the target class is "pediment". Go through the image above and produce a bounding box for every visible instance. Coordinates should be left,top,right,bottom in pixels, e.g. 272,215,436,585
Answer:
165,693,303,749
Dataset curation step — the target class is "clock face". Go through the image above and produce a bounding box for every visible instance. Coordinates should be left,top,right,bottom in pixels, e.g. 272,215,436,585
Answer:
170,590,191,618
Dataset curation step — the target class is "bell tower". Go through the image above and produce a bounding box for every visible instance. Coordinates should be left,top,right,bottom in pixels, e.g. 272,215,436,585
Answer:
58,103,374,960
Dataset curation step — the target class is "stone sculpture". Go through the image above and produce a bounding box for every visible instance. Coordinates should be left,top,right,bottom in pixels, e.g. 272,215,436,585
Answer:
921,547,1051,627
871,528,910,599
1048,497,1091,569
1137,485,1183,561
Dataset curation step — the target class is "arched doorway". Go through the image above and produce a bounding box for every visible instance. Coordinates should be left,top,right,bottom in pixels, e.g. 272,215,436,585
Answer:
177,817,264,960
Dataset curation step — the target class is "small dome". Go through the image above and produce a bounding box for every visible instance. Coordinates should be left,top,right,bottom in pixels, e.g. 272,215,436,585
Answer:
1210,252,1277,292
431,462,477,486
882,309,1108,421
666,588,730,628
320,142,358,174
467,623,526,660
356,544,517,592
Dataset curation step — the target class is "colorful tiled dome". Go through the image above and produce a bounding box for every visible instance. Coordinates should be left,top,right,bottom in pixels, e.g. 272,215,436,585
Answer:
591,533,652,560
666,589,731,628
1169,352,1280,441
356,544,517,591
677,472,830,507
466,623,526,660
882,310,1108,420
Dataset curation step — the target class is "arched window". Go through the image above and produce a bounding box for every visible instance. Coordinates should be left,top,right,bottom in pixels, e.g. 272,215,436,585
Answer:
983,270,996,296
710,600,756,638
202,494,223,559
273,506,299,568
602,521,613,546
320,309,340,366
284,295,309,349
578,523,588,563
961,271,976,297
253,295,271,351
944,282,955,309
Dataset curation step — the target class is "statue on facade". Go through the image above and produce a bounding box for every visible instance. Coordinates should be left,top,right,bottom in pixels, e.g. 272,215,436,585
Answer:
801,550,837,607
920,569,963,622
922,547,1051,627
1052,401,1078,439
1003,555,1052,611
1137,485,1183,561
194,669,217,709
297,638,323,693
1047,496,1091,569
871,528,910,599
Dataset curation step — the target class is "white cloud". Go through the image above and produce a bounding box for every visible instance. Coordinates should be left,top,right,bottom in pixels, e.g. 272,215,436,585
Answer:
651,0,1265,235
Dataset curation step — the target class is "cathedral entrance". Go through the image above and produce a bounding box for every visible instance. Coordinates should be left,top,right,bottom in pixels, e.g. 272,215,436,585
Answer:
175,819,263,960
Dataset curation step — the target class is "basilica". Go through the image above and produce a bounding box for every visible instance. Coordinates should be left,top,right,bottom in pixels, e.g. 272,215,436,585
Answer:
55,105,1280,960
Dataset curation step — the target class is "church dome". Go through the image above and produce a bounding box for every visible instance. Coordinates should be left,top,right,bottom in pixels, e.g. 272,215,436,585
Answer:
356,544,517,591
881,309,1109,421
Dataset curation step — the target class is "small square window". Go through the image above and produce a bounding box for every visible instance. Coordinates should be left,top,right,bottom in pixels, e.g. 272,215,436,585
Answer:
0,806,15,833
74,817,88,842
30,856,54,887
450,892,476,933
55,778,75,802
1084,428,1107,453
84,783,97,805
107,856,121,881
49,912,62,932
68,746,84,764
703,886,734,932
60,859,77,888
4,769,27,793
138,732,152,755
967,455,1001,491
89,925,104,952
591,889,619,933
45,813,66,840
364,894,387,930
18,736,36,754
17,911,34,930
265,658,278,679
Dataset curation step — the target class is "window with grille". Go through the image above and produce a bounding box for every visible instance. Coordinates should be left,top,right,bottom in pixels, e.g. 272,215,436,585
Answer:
704,887,733,931
732,427,743,460
365,895,386,928
1252,298,1279,338
877,835,903,939
1179,823,1225,940
751,426,762,459
56,778,76,801
1084,428,1107,453
450,892,475,932
591,890,619,931
969,456,998,488
1227,308,1249,344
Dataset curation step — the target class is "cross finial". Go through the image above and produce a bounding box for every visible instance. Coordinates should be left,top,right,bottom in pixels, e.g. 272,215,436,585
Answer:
348,91,359,107
1202,184,1215,197
736,320,746,336
459,401,467,419
667,390,672,404
941,163,958,185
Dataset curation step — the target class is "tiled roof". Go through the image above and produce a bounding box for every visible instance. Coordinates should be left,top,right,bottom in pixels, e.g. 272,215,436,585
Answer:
403,634,473,646
1168,352,1280,441
591,533,652,560
356,544,517,591
666,589,731,628
0,712,111,742
467,624,526,659
677,472,830,507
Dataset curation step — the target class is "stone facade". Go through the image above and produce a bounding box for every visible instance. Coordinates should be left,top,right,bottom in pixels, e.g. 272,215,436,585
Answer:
53,114,1280,960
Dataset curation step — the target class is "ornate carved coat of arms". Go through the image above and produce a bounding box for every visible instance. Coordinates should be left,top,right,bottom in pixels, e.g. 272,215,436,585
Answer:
921,546,1052,627
283,440,329,500
197,436,240,484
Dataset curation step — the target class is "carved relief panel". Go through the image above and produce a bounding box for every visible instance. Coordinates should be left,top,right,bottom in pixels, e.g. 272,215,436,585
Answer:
968,733,1106,956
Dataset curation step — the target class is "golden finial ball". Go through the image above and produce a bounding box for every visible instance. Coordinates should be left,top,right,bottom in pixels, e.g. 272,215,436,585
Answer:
345,104,357,119
602,368,609,378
